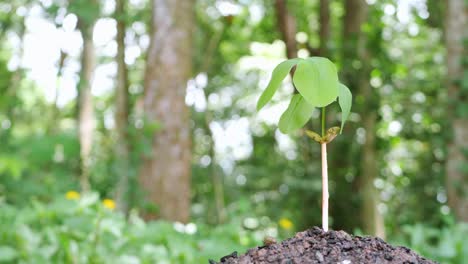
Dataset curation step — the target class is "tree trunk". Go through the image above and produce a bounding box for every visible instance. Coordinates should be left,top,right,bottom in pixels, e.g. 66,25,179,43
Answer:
77,22,96,192
275,0,297,59
319,0,331,57
342,0,367,87
361,109,385,238
139,0,194,222
114,0,130,213
343,0,385,238
445,0,468,222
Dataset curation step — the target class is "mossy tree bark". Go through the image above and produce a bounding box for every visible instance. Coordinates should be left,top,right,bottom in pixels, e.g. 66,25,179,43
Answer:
76,4,98,192
318,0,330,57
114,0,130,213
275,0,298,60
445,0,468,222
139,0,194,222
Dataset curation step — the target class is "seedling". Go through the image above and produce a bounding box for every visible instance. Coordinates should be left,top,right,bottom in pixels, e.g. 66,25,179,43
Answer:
257,57,352,232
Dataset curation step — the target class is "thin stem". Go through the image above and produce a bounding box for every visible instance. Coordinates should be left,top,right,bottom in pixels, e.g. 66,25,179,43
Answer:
321,107,326,136
320,106,328,231
91,209,103,259
321,143,329,232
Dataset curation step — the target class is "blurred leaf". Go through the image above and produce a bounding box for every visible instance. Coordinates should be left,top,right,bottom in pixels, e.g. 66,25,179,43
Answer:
437,228,456,258
338,83,352,133
100,218,123,238
141,244,169,260
78,192,99,208
144,120,162,135
0,246,17,261
117,255,141,264
0,156,23,179
63,216,94,235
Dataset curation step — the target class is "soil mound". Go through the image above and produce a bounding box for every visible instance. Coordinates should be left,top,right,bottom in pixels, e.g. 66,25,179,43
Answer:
211,227,436,264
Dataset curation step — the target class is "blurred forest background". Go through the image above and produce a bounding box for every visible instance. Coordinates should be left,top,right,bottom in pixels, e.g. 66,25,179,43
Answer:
0,0,467,263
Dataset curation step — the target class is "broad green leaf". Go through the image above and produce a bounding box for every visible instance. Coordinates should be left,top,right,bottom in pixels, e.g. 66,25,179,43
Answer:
257,58,301,111
293,57,339,107
278,94,314,134
338,83,352,133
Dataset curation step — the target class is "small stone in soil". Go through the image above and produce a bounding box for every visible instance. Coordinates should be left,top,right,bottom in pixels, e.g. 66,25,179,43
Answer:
220,251,238,262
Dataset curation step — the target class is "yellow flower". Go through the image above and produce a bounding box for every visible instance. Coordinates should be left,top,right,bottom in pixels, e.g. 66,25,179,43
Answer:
65,191,80,200
279,218,293,230
102,199,116,210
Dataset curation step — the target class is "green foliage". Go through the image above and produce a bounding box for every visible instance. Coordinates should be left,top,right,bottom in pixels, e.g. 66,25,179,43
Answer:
0,194,265,264
392,222,468,264
338,84,352,133
2,193,464,264
1,132,79,205
0,1,465,262
257,57,352,135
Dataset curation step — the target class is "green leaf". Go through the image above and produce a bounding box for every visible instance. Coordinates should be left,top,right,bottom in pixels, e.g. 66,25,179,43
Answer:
293,57,339,107
338,83,352,133
257,58,301,111
278,94,315,134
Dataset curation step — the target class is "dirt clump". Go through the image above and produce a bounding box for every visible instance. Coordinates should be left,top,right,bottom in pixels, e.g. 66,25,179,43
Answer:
211,227,437,264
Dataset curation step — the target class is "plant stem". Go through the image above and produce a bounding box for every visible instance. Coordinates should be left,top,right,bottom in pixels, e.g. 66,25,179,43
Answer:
91,209,103,259
320,106,328,231
321,107,326,136
321,142,328,232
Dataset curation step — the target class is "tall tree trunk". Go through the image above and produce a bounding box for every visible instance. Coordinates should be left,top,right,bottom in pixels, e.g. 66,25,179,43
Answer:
275,0,297,59
343,0,385,238
360,79,385,238
445,0,468,222
114,0,130,213
319,0,331,57
342,0,367,87
77,21,96,192
139,0,194,222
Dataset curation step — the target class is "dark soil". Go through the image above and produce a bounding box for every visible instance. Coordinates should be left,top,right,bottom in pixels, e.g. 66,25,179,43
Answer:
210,227,437,264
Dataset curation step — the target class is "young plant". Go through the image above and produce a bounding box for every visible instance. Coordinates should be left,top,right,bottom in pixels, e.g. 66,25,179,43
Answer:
257,57,352,232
